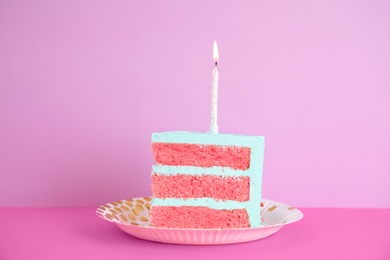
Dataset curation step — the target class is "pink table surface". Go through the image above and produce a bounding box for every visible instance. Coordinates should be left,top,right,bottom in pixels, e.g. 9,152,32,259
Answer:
1,208,389,260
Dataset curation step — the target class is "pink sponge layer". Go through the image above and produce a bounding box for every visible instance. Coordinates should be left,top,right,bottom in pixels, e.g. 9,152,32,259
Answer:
152,143,251,170
150,206,250,228
152,174,250,202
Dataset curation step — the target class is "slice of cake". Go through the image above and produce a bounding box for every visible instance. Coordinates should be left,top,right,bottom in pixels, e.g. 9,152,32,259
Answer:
150,131,265,229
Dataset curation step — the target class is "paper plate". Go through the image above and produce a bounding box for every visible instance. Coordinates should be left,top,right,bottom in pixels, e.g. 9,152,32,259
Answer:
96,197,303,245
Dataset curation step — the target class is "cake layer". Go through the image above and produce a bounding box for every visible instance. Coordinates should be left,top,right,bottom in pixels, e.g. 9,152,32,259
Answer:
152,143,250,170
150,206,250,228
152,174,250,202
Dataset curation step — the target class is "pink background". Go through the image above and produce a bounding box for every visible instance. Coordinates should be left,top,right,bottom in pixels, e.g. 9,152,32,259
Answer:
1,0,389,208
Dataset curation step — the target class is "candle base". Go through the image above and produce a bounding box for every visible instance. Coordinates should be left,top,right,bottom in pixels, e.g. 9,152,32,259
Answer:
210,125,219,134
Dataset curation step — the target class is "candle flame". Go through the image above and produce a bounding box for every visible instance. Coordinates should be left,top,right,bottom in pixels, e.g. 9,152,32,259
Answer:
213,40,219,63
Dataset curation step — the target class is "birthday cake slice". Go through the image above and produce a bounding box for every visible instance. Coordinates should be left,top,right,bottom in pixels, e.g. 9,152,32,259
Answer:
150,131,265,229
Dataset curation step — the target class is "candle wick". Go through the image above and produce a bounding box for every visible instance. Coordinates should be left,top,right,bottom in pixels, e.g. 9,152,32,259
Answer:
215,61,218,67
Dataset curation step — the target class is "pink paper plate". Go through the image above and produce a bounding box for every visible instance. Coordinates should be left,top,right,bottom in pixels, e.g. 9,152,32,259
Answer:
96,197,303,245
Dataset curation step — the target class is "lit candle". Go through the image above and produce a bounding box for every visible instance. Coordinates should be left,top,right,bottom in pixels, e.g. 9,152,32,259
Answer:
210,40,219,134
